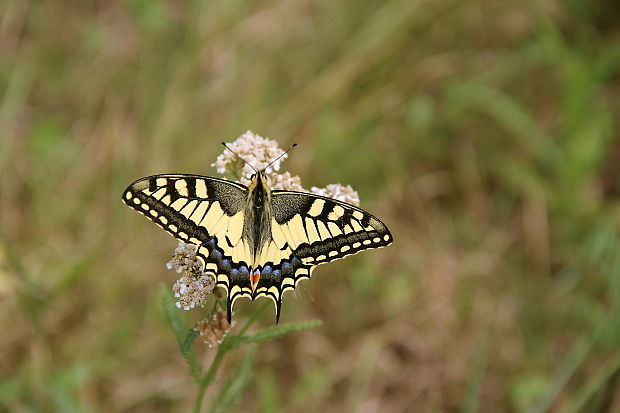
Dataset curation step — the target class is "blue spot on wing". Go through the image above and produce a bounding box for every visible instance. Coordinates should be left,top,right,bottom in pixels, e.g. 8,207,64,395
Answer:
220,258,231,272
290,256,301,267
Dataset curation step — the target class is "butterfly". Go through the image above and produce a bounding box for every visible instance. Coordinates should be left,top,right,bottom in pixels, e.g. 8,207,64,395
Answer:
122,150,392,323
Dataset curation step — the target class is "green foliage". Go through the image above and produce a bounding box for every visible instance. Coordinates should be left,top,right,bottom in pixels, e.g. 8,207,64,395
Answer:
160,284,320,412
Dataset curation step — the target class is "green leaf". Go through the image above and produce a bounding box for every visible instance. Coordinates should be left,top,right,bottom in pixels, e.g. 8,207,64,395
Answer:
159,284,202,380
181,328,201,358
244,320,322,343
220,334,246,352
220,318,322,353
160,283,187,342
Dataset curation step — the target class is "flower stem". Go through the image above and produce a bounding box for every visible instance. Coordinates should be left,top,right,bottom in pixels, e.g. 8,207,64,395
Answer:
191,301,269,413
193,346,225,413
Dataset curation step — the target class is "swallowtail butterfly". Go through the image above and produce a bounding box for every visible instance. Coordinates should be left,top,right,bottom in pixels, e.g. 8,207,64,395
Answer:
122,156,392,322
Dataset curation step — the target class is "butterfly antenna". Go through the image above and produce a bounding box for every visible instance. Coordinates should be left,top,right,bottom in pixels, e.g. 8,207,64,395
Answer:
262,143,297,172
221,142,258,173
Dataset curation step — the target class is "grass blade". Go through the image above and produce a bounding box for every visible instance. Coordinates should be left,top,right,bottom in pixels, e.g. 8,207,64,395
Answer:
527,329,599,413
564,343,620,413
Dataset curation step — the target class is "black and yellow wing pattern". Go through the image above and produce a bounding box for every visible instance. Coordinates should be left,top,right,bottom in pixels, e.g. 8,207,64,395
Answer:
122,174,392,322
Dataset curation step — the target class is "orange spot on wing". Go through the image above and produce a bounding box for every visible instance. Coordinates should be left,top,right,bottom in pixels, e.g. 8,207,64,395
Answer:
250,269,261,286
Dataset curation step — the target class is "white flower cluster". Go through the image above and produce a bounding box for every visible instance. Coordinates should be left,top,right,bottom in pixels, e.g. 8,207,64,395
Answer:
167,241,216,310
311,184,360,207
212,131,288,179
172,275,216,310
263,171,306,192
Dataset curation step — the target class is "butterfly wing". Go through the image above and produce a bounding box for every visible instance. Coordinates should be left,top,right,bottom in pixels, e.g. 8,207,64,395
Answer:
122,174,255,309
250,190,393,321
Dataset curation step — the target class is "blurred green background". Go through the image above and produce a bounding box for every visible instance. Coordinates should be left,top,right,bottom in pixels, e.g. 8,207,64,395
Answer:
2,0,620,412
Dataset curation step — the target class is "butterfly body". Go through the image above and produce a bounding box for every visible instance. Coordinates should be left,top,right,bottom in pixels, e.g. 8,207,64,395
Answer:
123,172,392,322
244,172,272,260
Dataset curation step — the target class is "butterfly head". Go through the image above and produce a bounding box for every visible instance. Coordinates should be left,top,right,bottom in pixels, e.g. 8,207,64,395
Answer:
221,140,297,204
249,170,267,184
248,171,271,205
